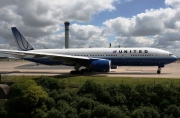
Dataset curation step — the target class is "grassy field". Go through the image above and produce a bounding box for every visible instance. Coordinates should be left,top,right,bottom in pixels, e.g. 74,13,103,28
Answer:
1,75,180,87
56,76,180,86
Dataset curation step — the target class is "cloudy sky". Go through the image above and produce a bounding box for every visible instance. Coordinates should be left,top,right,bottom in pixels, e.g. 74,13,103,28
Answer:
0,0,180,56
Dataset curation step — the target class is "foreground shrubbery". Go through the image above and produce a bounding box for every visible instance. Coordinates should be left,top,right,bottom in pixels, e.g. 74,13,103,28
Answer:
1,76,180,117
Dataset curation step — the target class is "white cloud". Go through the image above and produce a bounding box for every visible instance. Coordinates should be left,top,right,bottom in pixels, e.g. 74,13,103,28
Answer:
68,24,108,48
0,0,116,49
103,8,177,37
112,36,154,48
0,43,9,49
32,24,109,49
103,4,180,56
165,0,180,9
104,17,133,36
0,0,180,56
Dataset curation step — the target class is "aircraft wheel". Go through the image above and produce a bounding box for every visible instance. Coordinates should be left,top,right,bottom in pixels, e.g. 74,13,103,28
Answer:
157,70,161,74
70,71,75,74
70,71,84,75
81,69,85,73
81,69,92,73
79,70,84,74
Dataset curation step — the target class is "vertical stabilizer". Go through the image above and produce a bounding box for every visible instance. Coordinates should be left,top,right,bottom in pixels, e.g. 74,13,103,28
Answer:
11,27,34,51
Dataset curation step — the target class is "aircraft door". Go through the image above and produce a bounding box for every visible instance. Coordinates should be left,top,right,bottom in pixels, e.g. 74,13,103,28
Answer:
157,52,163,66
121,52,126,65
154,51,161,66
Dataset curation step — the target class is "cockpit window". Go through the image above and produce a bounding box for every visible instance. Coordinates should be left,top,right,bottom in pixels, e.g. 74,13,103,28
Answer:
169,53,173,56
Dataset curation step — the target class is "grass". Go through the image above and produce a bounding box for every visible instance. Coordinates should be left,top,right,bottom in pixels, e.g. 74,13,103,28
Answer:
0,75,40,82
52,75,180,88
1,75,180,87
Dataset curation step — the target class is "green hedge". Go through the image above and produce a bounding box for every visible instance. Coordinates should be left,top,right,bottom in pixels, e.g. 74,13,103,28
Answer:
1,77,180,118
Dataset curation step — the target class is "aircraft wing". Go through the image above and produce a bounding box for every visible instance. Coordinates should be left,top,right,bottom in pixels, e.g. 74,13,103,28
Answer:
0,49,90,60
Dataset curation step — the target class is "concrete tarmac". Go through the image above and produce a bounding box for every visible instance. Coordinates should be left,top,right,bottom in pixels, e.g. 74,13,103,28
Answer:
0,60,180,78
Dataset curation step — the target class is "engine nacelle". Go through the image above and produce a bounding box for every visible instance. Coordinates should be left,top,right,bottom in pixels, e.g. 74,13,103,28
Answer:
91,59,111,72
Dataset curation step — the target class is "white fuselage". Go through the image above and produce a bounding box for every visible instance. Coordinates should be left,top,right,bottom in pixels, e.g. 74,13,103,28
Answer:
22,47,177,67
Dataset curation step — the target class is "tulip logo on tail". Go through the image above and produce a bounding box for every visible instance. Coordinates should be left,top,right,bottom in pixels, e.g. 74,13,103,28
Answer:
11,27,34,51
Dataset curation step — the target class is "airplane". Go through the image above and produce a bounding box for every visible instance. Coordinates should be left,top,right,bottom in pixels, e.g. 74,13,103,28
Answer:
0,27,178,74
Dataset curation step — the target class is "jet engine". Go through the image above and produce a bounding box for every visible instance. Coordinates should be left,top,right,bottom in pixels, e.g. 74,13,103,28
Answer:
91,59,111,72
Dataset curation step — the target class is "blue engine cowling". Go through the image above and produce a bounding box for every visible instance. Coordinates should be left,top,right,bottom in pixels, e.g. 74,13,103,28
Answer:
91,59,111,72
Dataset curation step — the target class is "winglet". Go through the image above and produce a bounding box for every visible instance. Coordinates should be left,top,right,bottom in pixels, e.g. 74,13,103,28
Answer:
11,27,35,51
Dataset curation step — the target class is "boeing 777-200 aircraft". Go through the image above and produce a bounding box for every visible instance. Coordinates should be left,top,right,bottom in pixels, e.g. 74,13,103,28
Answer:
0,27,178,74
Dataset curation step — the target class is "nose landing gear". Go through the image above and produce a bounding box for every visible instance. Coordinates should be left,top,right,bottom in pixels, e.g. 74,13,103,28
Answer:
157,65,164,74
157,68,161,74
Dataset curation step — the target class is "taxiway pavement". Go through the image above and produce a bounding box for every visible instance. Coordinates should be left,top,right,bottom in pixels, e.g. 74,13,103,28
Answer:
0,61,179,78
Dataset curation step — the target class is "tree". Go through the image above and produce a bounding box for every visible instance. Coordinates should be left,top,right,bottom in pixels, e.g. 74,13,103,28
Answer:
48,89,63,102
77,97,95,111
131,107,160,118
65,107,78,118
79,110,91,118
107,107,124,118
47,108,65,118
92,104,110,117
58,92,72,102
6,79,49,118
0,106,7,118
31,108,47,118
35,76,66,91
163,105,180,117
78,80,100,95
56,100,69,112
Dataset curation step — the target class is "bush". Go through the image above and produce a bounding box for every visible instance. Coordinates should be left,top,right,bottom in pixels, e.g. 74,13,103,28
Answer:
77,97,95,111
92,104,110,117
4,78,180,117
35,76,66,91
163,105,180,117
47,108,65,118
78,80,101,95
6,79,49,117
48,89,63,101
31,109,47,118
131,107,160,118
0,107,7,118
107,107,124,118
56,100,69,112
79,110,91,118
58,92,72,102
65,107,78,118
78,80,113,104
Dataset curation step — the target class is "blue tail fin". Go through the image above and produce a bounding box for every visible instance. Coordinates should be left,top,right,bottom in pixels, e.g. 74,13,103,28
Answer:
11,27,35,51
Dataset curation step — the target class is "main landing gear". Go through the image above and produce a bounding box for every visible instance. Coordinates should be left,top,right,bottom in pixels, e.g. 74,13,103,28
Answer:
70,69,92,74
70,64,92,74
157,66,163,74
70,70,84,74
70,64,82,74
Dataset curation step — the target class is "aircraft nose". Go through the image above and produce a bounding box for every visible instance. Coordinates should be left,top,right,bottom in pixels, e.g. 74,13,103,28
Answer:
172,55,178,62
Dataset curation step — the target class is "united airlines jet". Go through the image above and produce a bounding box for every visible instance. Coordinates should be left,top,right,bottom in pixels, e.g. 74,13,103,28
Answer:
0,27,178,74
